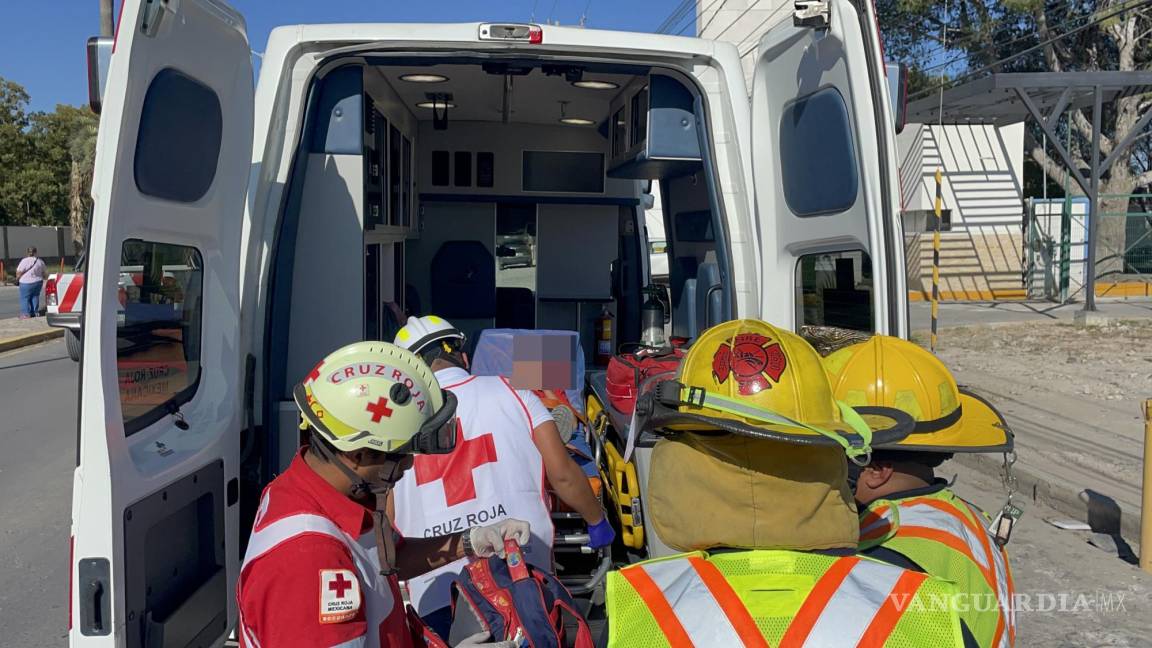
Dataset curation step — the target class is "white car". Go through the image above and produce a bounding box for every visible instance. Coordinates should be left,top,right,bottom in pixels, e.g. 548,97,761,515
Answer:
70,2,907,644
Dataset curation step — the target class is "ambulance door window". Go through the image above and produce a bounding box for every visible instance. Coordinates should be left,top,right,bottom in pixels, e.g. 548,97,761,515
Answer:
117,240,204,435
796,250,873,332
495,204,537,329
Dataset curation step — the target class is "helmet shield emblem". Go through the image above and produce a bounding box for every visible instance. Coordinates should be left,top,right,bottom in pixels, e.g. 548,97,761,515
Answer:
712,333,787,395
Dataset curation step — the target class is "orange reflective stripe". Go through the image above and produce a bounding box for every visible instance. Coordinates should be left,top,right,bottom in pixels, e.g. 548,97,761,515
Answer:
859,525,892,543
860,504,890,528
619,565,694,648
686,557,771,648
779,557,859,648
856,569,928,647
906,498,1013,647
898,525,979,565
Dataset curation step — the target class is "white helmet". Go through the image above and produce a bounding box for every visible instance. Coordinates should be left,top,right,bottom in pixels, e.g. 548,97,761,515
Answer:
293,341,458,455
394,315,466,356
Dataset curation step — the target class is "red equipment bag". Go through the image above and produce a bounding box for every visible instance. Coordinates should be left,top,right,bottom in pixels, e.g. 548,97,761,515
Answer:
605,347,684,415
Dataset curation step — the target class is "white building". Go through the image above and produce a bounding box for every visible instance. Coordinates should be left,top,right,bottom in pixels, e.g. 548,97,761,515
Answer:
697,0,1028,300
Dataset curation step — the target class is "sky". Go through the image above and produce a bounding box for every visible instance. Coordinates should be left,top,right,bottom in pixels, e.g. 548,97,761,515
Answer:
0,0,691,113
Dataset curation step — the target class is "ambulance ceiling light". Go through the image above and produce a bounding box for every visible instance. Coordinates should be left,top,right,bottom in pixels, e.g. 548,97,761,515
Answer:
573,80,619,90
401,73,449,83
558,101,594,126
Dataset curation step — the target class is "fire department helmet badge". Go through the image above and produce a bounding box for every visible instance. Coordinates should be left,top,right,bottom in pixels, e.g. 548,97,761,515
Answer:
711,333,787,395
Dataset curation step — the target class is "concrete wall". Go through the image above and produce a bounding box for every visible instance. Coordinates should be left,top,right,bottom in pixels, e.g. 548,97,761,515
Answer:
1,226,79,278
899,124,1026,300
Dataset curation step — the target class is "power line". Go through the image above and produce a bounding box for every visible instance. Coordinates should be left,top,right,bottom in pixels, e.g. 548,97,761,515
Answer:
655,0,694,34
915,5,1098,76
672,0,725,36
737,4,794,59
697,0,727,36
910,0,1152,100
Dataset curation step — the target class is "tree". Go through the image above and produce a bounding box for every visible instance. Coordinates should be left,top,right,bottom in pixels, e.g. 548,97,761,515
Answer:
879,0,1152,277
0,78,33,226
0,75,99,234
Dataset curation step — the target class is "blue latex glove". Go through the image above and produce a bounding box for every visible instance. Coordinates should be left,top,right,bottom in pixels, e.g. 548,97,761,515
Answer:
587,515,616,549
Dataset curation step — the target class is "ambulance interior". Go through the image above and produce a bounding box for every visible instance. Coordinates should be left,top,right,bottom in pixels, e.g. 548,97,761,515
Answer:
253,57,731,565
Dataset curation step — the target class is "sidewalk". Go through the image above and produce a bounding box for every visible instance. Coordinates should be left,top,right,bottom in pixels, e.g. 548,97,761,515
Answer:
910,305,1152,541
0,316,62,353
910,298,1152,331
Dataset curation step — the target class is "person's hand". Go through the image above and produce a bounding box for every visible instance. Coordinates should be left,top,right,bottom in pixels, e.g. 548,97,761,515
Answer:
587,515,616,549
467,519,531,558
455,631,517,647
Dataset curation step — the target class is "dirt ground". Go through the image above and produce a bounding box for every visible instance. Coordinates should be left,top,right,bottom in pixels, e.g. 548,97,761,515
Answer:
955,461,1152,646
913,320,1152,518
910,320,1152,644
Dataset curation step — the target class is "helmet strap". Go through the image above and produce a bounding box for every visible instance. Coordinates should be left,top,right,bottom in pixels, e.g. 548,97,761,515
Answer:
309,431,404,576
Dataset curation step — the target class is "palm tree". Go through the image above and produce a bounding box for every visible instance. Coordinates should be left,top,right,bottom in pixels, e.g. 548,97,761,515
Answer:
68,120,98,254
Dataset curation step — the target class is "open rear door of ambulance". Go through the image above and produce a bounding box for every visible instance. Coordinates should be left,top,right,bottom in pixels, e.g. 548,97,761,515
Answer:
750,0,906,336
70,0,252,645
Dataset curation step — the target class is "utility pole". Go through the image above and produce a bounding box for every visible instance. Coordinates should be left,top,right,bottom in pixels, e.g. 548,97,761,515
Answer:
100,0,115,37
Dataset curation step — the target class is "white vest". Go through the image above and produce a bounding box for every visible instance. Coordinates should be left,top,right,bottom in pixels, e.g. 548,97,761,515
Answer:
393,368,554,615
238,509,400,648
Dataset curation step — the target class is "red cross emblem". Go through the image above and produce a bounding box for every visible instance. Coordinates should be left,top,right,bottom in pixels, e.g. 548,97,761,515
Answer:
365,397,394,422
328,572,353,598
414,423,498,506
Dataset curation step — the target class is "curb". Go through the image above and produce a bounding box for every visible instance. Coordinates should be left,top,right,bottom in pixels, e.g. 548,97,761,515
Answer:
952,452,1142,543
0,328,65,354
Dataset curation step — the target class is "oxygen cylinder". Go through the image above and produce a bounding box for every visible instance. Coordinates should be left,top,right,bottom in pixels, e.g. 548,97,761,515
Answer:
641,286,666,348
595,309,614,366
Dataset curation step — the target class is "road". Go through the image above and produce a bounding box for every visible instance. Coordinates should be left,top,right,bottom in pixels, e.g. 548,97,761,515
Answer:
0,339,74,647
0,285,27,319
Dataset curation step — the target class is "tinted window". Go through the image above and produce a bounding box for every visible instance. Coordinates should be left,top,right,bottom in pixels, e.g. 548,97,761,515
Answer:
796,250,873,332
118,240,204,435
432,150,450,186
779,87,858,217
134,68,222,202
674,210,714,242
522,151,604,193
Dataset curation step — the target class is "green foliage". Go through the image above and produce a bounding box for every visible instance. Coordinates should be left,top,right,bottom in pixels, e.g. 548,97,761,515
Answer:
0,76,98,227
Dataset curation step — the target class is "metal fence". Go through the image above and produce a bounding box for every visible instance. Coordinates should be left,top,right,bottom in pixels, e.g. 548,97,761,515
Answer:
1025,194,1152,303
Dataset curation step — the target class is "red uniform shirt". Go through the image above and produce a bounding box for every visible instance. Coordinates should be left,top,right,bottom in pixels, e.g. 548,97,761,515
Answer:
238,450,413,648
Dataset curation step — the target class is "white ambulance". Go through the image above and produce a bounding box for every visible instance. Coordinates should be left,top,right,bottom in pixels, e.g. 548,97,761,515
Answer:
70,0,907,644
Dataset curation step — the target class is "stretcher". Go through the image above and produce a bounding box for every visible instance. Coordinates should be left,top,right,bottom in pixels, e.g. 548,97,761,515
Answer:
470,330,614,596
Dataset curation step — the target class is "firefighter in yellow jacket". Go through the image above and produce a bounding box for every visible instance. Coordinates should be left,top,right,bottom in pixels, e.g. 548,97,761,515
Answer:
824,335,1016,648
605,320,977,647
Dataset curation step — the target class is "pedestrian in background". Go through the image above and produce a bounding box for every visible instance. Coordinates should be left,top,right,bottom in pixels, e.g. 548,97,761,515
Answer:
15,247,47,319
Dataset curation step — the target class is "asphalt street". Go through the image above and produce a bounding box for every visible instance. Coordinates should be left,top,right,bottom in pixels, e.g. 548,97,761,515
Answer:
0,285,27,319
0,339,74,647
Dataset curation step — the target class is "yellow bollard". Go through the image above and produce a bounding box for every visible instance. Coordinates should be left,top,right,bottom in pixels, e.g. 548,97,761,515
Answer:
1142,399,1152,574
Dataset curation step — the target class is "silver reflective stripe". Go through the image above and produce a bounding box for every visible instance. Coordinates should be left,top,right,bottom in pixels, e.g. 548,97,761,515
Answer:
641,559,745,647
959,502,1014,647
860,505,897,540
802,559,903,647
329,637,368,648
898,504,991,571
242,513,349,567
239,513,356,648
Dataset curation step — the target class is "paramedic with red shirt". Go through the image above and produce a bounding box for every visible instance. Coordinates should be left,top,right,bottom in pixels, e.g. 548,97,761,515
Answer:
391,316,614,638
237,341,530,648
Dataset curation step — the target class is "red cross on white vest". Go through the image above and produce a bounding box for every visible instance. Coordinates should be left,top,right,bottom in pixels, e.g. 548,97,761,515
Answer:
328,572,353,598
414,423,497,506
